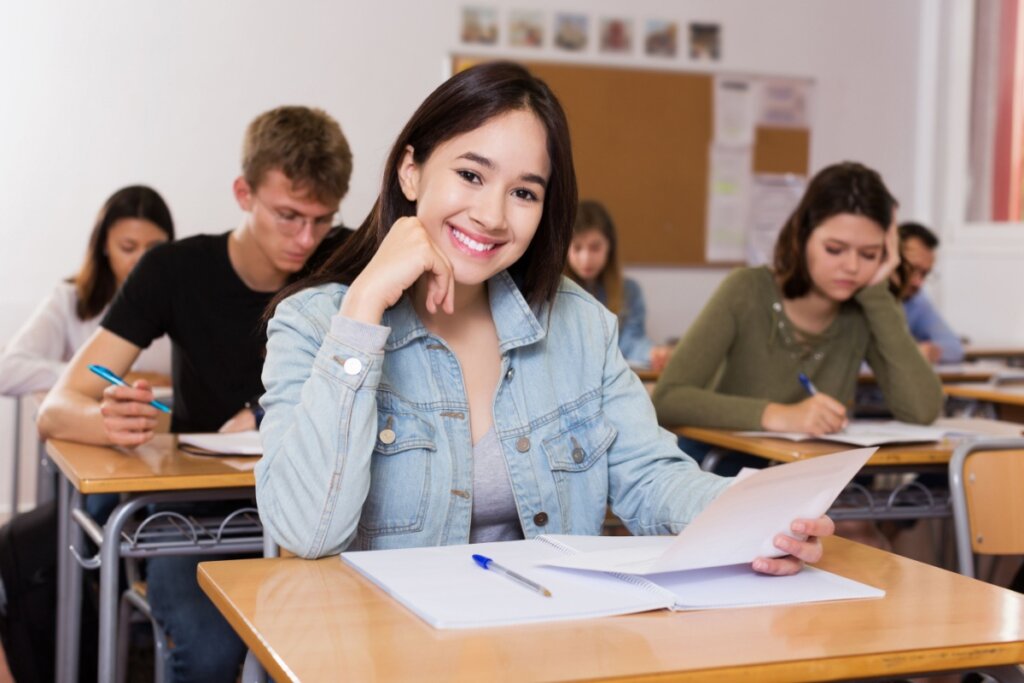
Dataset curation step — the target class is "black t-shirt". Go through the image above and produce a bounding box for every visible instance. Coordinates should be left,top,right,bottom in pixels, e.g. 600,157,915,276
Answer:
102,228,351,432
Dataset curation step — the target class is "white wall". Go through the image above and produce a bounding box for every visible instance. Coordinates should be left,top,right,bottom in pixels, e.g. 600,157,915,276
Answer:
0,0,949,511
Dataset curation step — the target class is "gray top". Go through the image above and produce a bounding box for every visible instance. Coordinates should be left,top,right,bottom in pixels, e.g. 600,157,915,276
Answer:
469,427,524,543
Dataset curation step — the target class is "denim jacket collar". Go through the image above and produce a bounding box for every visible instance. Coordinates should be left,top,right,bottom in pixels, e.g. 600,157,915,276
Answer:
381,270,547,353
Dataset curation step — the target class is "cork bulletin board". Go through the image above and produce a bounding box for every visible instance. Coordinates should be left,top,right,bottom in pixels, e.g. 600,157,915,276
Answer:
453,56,812,266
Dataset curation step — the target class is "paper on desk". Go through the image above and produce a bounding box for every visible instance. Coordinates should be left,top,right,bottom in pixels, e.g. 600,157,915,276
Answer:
545,447,874,575
737,420,947,446
178,431,262,456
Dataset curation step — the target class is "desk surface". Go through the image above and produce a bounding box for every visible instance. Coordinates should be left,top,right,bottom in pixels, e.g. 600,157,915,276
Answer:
965,345,1024,362
675,418,1024,466
46,434,256,494
945,382,1024,406
198,537,1024,683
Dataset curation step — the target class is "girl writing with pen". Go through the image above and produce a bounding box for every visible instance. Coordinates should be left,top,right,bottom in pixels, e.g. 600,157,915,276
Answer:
653,162,942,446
255,61,834,576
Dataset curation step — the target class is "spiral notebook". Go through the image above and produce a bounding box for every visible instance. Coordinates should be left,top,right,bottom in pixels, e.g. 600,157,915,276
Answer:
340,447,883,629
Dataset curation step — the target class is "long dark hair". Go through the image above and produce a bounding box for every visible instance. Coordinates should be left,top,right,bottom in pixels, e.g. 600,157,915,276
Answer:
773,161,896,299
272,61,577,313
72,185,175,319
566,200,625,315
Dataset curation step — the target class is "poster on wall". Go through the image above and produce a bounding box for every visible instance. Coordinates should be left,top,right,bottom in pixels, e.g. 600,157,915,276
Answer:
509,10,543,48
746,174,806,266
713,76,757,146
705,144,753,263
644,20,677,57
758,79,811,128
599,18,633,53
689,23,720,60
554,14,588,51
461,7,498,45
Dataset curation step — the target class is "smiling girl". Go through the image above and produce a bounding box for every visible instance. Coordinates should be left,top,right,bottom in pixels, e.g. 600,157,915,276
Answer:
653,162,943,436
255,62,833,574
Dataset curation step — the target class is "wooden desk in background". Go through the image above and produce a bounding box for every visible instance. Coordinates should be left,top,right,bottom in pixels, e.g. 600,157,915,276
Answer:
945,383,1024,423
964,346,1024,365
47,435,260,683
640,362,1007,388
198,538,1024,683
674,419,1024,522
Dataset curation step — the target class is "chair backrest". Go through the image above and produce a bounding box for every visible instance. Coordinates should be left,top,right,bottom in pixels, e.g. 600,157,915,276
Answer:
949,438,1024,577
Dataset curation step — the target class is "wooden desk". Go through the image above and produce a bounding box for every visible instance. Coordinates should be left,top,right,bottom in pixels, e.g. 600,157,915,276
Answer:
944,383,1024,423
945,383,1024,408
47,436,260,683
965,346,1024,364
47,434,256,494
855,361,1009,385
675,419,1024,467
198,538,1024,682
633,368,660,383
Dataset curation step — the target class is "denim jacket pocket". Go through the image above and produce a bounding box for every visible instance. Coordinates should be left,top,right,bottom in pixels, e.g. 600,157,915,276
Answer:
359,410,436,536
542,411,617,473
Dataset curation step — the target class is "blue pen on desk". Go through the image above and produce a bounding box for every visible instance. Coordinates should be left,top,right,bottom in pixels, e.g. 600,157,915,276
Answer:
88,364,171,414
472,554,552,598
797,372,818,396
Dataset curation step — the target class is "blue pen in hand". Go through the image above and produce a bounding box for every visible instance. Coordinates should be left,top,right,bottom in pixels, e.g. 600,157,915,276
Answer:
472,554,552,598
88,364,171,414
797,372,818,396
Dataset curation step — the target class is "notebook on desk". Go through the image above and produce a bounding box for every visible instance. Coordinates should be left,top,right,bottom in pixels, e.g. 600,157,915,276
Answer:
341,447,882,629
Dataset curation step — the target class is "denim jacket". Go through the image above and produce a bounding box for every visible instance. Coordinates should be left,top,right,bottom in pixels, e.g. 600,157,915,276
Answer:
255,271,728,558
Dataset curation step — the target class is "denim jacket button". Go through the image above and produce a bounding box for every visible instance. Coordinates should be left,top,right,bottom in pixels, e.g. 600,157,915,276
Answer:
378,428,396,445
342,357,363,375
533,512,548,526
571,447,586,464
505,367,515,381
516,436,531,452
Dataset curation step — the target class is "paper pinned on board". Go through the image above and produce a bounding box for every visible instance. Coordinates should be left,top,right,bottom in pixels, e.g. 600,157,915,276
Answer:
544,447,875,575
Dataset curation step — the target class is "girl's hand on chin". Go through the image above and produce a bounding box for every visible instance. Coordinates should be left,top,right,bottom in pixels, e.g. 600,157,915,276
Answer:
340,217,455,324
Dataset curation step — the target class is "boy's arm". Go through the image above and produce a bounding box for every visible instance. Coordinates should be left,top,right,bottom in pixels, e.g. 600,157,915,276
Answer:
37,328,150,446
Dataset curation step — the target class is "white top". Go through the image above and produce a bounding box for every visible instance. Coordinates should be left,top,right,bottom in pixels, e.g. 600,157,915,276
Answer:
0,281,172,395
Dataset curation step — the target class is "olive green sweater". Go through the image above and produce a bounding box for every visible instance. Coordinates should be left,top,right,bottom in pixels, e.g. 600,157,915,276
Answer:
652,267,943,430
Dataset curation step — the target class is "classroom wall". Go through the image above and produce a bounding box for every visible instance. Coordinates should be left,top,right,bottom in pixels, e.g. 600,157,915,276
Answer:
0,0,967,513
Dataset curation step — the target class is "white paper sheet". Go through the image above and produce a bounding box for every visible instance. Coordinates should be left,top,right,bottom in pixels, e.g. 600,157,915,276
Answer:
737,420,948,446
713,76,757,145
705,144,753,262
177,431,262,455
545,447,874,574
746,174,805,266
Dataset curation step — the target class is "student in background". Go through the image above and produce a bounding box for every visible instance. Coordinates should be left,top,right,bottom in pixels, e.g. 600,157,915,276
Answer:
565,199,671,370
38,106,353,683
653,162,942,436
255,62,833,577
0,185,173,396
890,221,964,363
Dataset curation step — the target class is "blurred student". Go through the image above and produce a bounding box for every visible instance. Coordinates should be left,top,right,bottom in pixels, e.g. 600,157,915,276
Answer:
0,186,173,683
890,221,964,363
565,200,671,370
653,162,942,436
0,185,173,396
38,106,353,683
